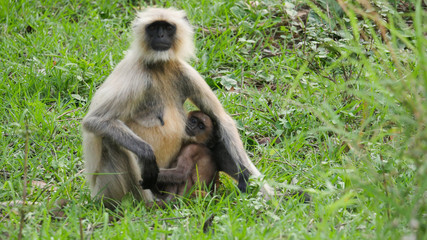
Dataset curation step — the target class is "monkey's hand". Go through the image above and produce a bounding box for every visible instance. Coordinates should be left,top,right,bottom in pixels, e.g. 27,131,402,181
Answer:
138,147,159,190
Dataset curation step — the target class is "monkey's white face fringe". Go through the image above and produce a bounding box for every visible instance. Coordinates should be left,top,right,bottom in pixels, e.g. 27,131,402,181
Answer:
132,7,195,64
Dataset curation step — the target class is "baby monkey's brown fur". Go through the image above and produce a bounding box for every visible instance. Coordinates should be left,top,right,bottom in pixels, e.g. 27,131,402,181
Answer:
156,111,218,202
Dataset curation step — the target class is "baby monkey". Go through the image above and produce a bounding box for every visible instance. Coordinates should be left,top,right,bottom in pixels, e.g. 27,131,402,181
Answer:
155,111,218,202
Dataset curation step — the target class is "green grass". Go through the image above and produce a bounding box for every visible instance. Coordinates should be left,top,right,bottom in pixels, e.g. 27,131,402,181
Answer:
1,0,426,239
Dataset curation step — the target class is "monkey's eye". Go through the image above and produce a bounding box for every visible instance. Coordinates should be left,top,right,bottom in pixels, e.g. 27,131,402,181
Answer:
166,25,174,31
147,25,155,31
198,124,205,130
190,117,197,124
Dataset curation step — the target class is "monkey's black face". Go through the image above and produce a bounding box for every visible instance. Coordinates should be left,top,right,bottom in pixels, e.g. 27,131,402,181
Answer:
185,116,205,136
146,21,176,51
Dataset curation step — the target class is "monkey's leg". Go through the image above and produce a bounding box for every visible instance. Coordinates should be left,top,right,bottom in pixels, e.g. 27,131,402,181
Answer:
92,138,154,207
212,140,275,197
83,117,159,189
176,181,193,196
211,141,250,192
161,184,180,202
190,153,217,186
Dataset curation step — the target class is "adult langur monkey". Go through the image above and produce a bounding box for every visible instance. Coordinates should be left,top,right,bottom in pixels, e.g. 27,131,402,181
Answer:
82,7,273,206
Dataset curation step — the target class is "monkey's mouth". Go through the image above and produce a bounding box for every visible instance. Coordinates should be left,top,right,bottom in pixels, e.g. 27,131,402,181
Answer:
152,44,171,51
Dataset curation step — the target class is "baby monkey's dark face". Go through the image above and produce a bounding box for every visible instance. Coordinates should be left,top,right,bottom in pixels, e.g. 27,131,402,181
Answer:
185,111,214,144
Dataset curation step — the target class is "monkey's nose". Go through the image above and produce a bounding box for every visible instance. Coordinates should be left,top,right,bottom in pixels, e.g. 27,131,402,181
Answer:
158,29,165,38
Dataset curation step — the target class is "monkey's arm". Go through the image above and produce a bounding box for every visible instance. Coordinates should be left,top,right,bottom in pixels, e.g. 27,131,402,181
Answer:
157,145,196,184
157,167,190,184
82,114,159,189
182,63,261,193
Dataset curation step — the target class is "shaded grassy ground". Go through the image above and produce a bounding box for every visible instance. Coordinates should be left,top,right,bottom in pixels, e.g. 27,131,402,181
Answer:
1,0,426,239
